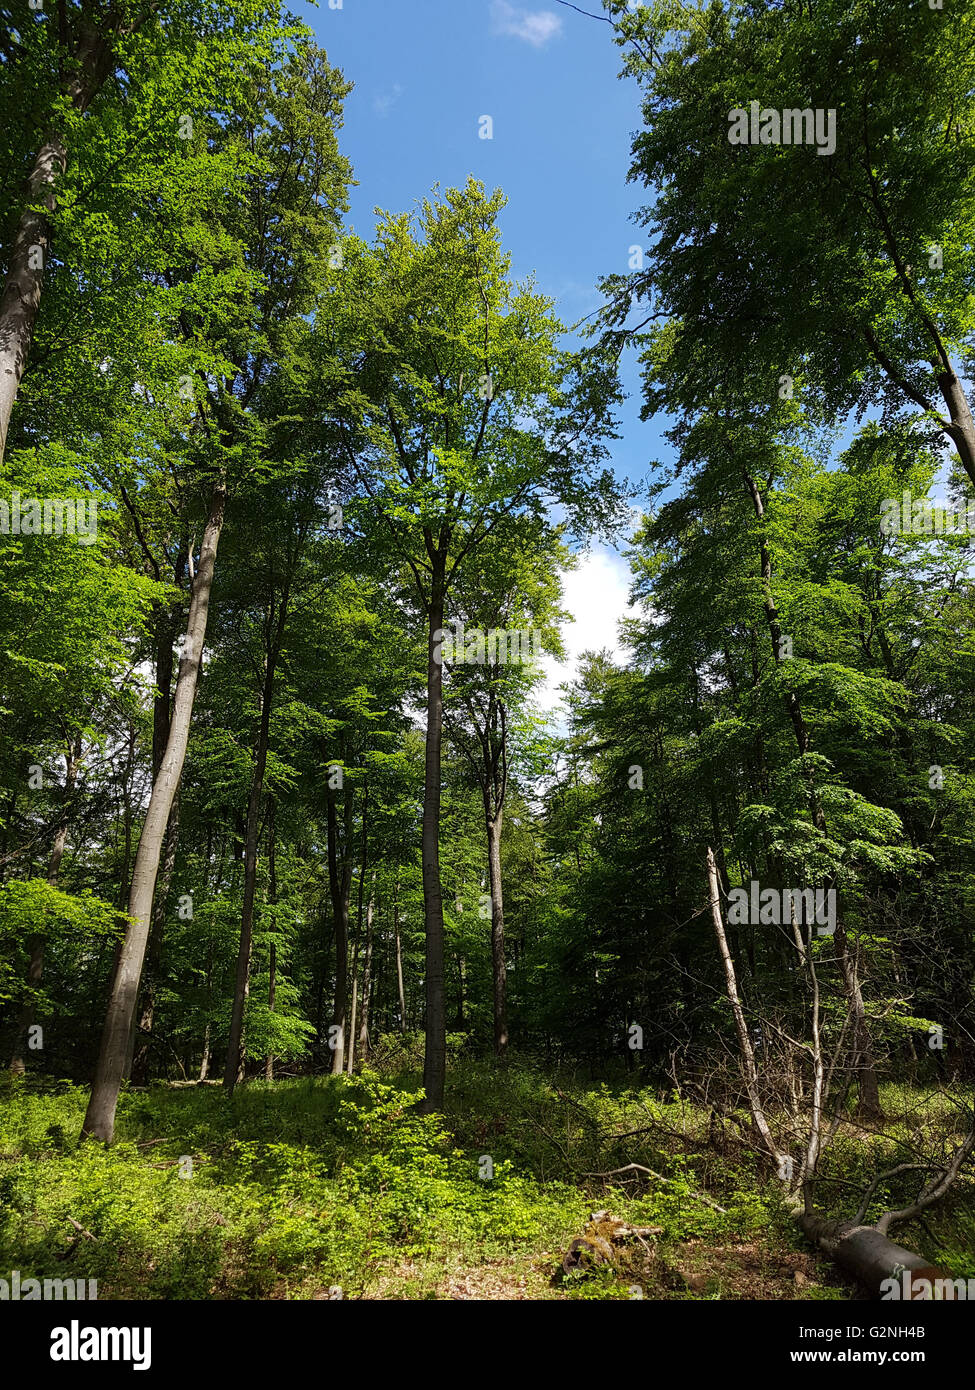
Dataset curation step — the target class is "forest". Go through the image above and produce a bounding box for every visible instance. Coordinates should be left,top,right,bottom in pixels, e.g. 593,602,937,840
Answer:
1,0,974,1320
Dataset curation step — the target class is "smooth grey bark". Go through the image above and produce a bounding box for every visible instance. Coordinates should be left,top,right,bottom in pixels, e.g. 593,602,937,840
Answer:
326,766,354,1076
449,677,510,1056
82,479,227,1141
130,790,179,1086
346,797,369,1075
393,875,406,1031
347,931,360,1073
419,559,447,1111
486,813,507,1058
264,805,278,1083
224,589,289,1092
357,881,375,1066
937,369,975,489
799,1215,947,1298
800,1127,975,1295
129,551,189,1085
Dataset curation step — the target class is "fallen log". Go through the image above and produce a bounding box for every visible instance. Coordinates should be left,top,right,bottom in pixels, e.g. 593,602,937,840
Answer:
798,1212,954,1299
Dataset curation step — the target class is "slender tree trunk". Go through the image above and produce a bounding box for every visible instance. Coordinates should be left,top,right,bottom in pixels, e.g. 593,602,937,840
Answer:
358,877,376,1065
456,953,466,1028
315,918,334,1044
486,812,508,1058
834,920,882,1117
393,875,406,1031
9,737,80,1072
420,563,447,1111
347,962,359,1074
225,591,288,1092
119,721,138,903
199,1023,210,1082
706,847,782,1164
346,798,368,1074
327,775,354,1076
131,602,181,1086
82,479,227,1141
264,805,278,1083
151,602,178,779
130,791,180,1086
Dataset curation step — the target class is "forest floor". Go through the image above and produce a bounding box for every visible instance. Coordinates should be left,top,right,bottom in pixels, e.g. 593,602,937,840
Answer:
1,1058,970,1300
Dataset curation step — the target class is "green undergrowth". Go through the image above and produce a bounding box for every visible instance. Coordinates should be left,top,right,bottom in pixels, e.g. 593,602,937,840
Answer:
0,1067,967,1299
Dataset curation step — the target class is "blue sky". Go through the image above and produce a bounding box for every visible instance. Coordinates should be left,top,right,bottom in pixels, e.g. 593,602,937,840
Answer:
296,0,665,695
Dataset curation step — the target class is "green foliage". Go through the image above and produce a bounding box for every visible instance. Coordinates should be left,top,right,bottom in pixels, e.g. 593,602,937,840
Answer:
0,880,118,1009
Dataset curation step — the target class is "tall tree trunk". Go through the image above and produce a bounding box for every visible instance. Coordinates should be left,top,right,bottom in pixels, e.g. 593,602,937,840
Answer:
0,13,118,461
393,875,406,1031
358,877,376,1066
315,916,334,1044
199,1023,210,1082
151,602,178,780
130,791,180,1086
0,137,66,462
485,812,508,1058
707,847,782,1164
82,479,227,1142
224,590,288,1092
327,772,354,1076
347,960,359,1074
346,796,369,1075
420,562,447,1111
9,736,80,1072
264,805,278,1083
131,599,182,1086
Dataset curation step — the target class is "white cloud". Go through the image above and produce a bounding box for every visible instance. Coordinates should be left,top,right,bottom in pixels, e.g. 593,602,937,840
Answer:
490,0,563,48
536,548,632,714
374,83,404,118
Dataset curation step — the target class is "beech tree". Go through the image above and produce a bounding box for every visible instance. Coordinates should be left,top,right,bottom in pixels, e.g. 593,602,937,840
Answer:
603,0,975,486
81,35,351,1140
444,524,567,1057
0,0,290,461
321,179,622,1108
